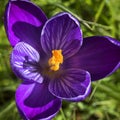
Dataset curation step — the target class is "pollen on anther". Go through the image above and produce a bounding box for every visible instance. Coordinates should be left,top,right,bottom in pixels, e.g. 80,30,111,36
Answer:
48,50,63,71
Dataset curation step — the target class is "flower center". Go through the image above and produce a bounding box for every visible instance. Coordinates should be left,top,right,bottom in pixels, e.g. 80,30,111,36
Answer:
48,50,63,71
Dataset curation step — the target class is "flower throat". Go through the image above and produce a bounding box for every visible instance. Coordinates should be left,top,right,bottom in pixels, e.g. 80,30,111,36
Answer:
48,50,63,71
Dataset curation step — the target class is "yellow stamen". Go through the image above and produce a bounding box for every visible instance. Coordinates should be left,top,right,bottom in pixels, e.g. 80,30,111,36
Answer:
48,50,63,71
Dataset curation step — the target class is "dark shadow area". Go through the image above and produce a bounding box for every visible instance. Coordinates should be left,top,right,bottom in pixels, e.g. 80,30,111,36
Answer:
24,80,56,107
12,22,42,52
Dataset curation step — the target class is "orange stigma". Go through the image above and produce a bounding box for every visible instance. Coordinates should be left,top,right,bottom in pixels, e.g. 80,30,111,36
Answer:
48,50,63,71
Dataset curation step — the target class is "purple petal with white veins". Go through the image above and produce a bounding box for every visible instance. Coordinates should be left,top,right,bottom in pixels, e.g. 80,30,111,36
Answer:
64,36,120,81
49,68,91,101
11,42,43,83
41,12,82,59
4,0,47,50
16,81,61,120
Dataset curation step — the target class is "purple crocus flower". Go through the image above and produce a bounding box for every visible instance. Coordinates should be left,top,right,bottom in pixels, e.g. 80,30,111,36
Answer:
4,0,120,120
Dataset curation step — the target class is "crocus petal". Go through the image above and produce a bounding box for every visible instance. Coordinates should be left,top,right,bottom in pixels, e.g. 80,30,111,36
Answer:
4,0,47,50
49,68,91,101
64,36,120,81
11,42,43,83
16,81,61,120
41,12,82,59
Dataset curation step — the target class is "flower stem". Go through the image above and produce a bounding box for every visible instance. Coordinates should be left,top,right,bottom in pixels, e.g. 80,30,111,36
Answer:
0,101,15,118
60,108,66,120
73,104,77,120
88,80,101,101
92,0,105,29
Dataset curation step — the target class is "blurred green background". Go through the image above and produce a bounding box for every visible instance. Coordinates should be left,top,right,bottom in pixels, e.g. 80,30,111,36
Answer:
0,0,120,120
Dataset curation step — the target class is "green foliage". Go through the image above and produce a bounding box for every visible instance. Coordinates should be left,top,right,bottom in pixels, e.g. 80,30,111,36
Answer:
0,0,120,120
